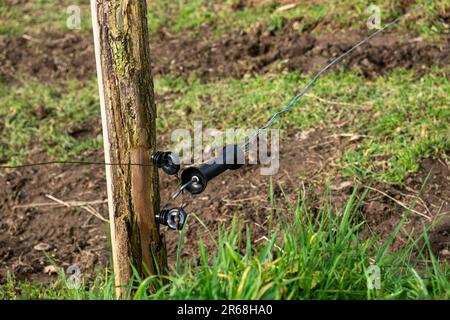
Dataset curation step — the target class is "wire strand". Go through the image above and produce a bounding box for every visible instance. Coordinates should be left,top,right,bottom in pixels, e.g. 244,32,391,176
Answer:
242,0,432,151
0,161,153,169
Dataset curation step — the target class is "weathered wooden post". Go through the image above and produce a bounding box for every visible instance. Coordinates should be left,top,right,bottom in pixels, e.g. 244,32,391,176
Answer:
90,0,167,298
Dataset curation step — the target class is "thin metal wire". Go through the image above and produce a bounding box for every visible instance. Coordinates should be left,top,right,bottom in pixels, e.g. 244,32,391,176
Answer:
171,176,199,200
0,161,153,169
241,0,433,151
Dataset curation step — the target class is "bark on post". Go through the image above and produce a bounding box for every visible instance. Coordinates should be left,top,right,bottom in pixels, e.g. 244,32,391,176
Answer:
90,0,167,298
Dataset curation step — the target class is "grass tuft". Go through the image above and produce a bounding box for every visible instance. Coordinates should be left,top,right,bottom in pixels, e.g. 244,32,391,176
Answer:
2,185,448,300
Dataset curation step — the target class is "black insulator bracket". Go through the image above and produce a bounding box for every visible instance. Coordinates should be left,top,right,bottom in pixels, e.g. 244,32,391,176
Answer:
152,151,180,175
180,145,244,195
156,207,187,231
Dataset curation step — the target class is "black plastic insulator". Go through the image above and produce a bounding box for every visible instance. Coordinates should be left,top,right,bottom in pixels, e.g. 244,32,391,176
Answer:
152,151,180,175
157,208,187,230
181,145,244,195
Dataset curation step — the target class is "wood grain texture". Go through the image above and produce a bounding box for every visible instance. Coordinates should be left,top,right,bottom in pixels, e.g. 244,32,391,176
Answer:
91,0,167,298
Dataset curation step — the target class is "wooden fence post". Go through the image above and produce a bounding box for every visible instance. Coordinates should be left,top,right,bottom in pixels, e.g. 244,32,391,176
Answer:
90,0,167,299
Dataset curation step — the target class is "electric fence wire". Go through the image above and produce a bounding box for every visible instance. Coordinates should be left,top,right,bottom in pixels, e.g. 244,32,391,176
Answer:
0,161,153,169
242,0,433,151
179,0,434,198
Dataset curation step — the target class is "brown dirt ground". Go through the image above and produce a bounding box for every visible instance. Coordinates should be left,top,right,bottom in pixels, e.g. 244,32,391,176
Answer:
0,21,448,83
1,129,449,283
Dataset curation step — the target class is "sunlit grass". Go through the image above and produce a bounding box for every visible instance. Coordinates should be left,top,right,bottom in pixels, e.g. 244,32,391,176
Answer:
0,0,447,39
0,0,91,36
0,78,102,165
2,186,448,299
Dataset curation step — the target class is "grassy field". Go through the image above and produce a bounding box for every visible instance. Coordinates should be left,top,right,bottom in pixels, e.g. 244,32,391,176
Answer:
0,0,449,299
1,0,448,38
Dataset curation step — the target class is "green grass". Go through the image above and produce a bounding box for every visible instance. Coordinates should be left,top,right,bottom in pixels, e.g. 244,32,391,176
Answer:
155,68,450,184
1,67,448,183
0,78,102,165
2,186,449,299
0,0,91,36
340,69,450,183
0,0,448,39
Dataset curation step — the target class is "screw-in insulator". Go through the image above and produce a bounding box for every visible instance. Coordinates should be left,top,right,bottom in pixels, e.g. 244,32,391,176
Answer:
156,208,187,230
152,151,180,175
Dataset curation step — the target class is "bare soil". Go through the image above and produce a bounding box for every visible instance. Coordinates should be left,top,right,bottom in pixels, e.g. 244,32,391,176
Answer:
153,24,449,80
361,157,450,254
0,21,448,83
